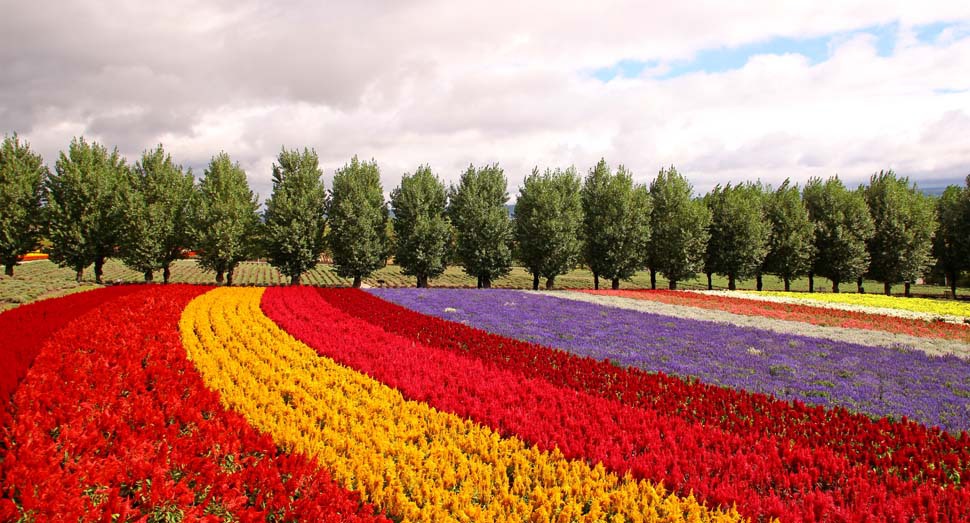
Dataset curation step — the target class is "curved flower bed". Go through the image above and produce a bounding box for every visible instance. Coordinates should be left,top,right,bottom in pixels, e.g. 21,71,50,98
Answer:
578,289,970,342
0,286,385,522
342,288,970,488
181,287,735,522
371,288,970,432
263,286,969,522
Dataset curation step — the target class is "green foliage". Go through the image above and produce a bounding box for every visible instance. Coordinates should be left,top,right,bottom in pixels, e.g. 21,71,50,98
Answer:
448,163,513,288
705,182,770,289
515,166,584,289
262,147,328,285
45,137,130,283
192,152,260,285
0,134,47,276
802,176,874,292
119,144,195,282
863,170,938,292
327,156,389,287
648,166,710,288
580,159,650,288
932,178,970,296
763,179,815,288
390,165,452,287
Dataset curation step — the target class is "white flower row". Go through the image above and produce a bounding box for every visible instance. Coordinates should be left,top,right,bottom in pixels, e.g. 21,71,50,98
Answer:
544,291,970,360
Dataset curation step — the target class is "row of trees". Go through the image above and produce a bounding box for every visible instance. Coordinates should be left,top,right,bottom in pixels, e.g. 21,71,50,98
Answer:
2,133,969,295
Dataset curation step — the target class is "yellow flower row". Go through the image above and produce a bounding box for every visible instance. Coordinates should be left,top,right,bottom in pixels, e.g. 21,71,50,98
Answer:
178,287,747,523
758,290,970,318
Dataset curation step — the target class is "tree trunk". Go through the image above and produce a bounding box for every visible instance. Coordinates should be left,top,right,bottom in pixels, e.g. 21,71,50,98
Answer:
417,274,428,288
75,267,84,283
94,256,105,284
352,275,362,288
291,273,302,286
728,274,736,291
884,282,892,296
593,272,599,290
611,278,619,290
949,271,958,299
477,275,483,289
857,277,865,294
532,273,540,291
226,267,234,287
216,270,224,284
832,279,840,293
545,276,555,290
706,272,713,290
904,282,911,297
669,279,678,290
144,270,154,282
756,273,763,292
783,276,791,292
163,264,171,284
650,269,656,290
3,263,13,277
808,272,814,293
482,275,491,289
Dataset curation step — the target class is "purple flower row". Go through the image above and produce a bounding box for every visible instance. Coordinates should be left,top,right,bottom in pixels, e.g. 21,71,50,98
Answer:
369,288,970,432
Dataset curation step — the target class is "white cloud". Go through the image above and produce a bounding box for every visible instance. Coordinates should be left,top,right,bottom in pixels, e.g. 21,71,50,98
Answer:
2,1,969,200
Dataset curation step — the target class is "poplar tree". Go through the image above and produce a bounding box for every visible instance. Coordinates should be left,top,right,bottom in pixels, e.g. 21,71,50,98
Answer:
516,166,584,290
580,159,650,290
263,147,327,285
0,134,46,276
648,166,710,290
46,137,129,283
327,156,389,288
764,179,815,291
705,182,770,290
932,179,970,299
863,170,937,296
119,145,195,282
802,176,874,293
390,165,452,288
192,152,260,285
448,163,513,288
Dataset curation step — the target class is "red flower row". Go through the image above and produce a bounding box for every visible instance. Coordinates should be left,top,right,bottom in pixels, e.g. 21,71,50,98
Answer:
0,286,144,430
264,287,970,522
581,289,970,341
317,289,970,487
0,286,387,523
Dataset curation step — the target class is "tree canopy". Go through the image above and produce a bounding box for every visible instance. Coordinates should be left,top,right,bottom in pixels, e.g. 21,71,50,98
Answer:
119,144,195,282
580,159,650,290
448,164,513,288
763,179,815,291
705,182,770,290
46,137,129,283
803,176,875,293
193,152,260,285
0,134,47,276
262,147,328,285
327,156,389,288
863,170,937,295
932,178,970,298
516,166,584,289
648,166,710,289
390,165,452,288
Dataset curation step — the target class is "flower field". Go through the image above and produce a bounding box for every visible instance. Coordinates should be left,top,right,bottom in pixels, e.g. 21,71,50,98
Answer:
2,286,970,521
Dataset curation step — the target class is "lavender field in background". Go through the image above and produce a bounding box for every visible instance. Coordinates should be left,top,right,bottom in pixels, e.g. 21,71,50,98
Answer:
370,288,970,432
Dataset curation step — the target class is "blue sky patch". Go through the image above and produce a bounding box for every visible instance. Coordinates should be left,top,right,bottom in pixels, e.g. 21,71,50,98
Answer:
590,21,958,82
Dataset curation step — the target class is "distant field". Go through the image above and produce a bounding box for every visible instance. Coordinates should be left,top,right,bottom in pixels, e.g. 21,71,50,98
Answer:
0,258,963,309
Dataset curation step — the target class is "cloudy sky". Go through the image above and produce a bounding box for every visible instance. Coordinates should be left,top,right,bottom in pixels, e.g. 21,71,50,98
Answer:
2,1,969,201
